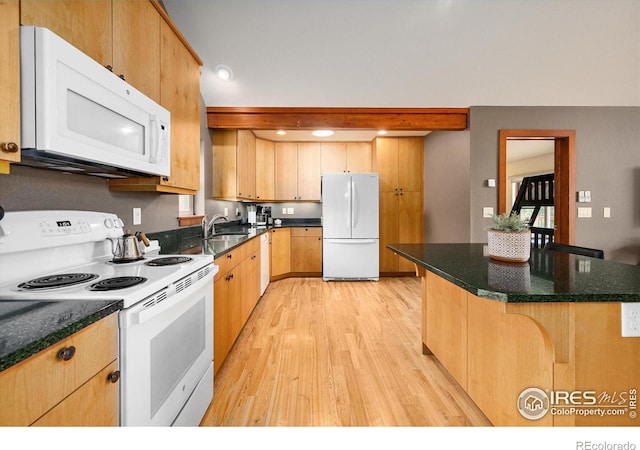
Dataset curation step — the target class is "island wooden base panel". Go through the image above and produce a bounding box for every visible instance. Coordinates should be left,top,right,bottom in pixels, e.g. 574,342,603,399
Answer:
421,270,639,427
202,277,491,426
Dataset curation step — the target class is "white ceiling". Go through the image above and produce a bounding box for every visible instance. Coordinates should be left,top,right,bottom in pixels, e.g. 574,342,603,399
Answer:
161,0,639,109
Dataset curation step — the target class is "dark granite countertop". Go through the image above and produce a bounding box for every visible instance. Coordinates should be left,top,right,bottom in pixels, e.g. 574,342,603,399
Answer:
387,243,640,303
148,218,322,258
0,299,122,372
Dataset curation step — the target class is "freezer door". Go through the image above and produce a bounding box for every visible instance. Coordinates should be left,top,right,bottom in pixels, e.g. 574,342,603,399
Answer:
323,238,379,280
321,173,352,239
351,173,379,239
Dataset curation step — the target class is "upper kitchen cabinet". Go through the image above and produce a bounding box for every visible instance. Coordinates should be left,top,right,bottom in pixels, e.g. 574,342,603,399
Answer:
112,0,161,103
275,142,321,201
110,3,203,194
0,0,20,174
320,142,372,174
255,138,275,201
20,0,160,102
20,0,112,67
374,137,424,273
212,130,258,200
236,130,256,200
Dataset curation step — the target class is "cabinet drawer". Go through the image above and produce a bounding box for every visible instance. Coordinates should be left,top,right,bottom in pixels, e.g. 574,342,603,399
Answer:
0,313,118,426
290,227,322,237
32,361,119,427
214,248,239,280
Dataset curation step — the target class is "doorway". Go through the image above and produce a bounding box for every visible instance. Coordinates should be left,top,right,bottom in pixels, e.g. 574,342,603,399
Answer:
498,129,576,245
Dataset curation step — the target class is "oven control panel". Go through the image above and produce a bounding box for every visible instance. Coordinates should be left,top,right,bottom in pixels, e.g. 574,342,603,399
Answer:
39,218,91,236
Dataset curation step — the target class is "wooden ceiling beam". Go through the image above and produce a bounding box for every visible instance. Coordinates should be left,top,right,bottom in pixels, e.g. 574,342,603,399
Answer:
206,107,469,130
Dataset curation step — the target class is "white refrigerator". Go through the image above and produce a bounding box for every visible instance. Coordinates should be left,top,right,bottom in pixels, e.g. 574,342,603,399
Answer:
322,173,379,280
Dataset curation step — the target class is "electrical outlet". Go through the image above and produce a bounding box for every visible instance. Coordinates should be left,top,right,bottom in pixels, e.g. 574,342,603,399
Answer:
287,208,294,215
483,207,494,218
621,303,640,337
577,207,592,218
584,191,591,202
133,208,141,225
224,207,228,216
282,207,287,215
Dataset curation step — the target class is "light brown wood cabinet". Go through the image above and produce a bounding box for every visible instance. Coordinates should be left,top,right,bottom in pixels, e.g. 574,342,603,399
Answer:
269,227,291,278
110,13,202,194
0,0,20,173
374,137,424,273
212,130,258,200
275,142,321,201
0,313,120,426
290,227,322,273
255,138,275,201
20,0,112,69
213,236,261,374
320,142,372,174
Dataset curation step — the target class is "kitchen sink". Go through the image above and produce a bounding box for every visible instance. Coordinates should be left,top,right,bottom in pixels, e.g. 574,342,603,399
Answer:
207,233,249,242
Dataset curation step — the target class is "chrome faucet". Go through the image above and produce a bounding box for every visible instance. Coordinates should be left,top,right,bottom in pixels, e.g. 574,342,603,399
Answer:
202,213,228,239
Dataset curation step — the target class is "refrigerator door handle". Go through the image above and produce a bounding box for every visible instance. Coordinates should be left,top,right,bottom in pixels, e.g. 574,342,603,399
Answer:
351,179,358,229
324,238,377,244
346,179,352,229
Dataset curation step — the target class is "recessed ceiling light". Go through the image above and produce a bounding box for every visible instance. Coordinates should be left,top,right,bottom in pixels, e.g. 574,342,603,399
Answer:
377,130,388,135
311,130,334,137
276,130,287,136
214,64,233,81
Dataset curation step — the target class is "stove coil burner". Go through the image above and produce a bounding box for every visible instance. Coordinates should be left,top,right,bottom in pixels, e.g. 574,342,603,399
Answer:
18,273,100,290
145,256,193,266
89,276,147,291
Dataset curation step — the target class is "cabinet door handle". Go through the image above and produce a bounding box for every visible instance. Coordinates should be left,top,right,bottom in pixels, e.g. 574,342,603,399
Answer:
251,255,256,260
226,273,234,281
1,142,19,153
108,370,121,383
57,346,76,361
227,253,233,259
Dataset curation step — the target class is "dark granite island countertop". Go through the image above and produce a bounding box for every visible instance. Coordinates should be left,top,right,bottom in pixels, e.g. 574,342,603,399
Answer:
387,243,640,427
0,300,122,372
387,243,640,303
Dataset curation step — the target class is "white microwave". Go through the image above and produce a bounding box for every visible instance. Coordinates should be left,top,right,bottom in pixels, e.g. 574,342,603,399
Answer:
19,26,170,178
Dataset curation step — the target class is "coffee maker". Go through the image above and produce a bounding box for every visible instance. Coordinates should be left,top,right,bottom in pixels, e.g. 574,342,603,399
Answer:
256,206,271,227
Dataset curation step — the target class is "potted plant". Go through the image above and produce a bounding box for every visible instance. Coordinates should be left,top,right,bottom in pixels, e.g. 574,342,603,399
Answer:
487,212,531,262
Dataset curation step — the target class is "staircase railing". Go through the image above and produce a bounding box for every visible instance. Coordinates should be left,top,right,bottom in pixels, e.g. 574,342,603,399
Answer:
510,173,555,249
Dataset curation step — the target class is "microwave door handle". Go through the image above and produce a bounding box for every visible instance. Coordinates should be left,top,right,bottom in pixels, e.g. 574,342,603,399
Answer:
149,115,160,163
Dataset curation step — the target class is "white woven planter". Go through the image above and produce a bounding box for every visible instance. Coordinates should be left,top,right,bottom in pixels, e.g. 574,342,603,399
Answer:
487,229,531,263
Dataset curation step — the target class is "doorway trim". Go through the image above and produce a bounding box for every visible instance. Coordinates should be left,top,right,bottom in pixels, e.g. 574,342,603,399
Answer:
498,129,576,245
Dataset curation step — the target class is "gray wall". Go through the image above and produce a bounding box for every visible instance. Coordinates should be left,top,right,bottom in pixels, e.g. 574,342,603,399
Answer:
424,131,471,243
0,165,179,233
468,106,640,264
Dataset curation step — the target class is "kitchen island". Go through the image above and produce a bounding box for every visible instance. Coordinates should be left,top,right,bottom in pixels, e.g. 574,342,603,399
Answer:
387,243,640,427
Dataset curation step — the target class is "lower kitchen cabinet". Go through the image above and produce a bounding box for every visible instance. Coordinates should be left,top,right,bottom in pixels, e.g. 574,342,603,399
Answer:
0,313,119,426
290,227,322,274
213,236,261,374
269,228,291,279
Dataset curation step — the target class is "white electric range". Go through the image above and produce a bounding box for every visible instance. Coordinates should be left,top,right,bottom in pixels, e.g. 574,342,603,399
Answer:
0,210,218,427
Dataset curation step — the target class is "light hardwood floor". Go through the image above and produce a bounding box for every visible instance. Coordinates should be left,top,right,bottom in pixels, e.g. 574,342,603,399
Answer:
202,277,491,426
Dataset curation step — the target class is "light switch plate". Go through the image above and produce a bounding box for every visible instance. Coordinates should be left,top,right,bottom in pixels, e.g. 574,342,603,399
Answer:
621,303,640,337
133,208,141,225
483,207,494,218
287,208,294,215
604,207,611,218
577,207,592,218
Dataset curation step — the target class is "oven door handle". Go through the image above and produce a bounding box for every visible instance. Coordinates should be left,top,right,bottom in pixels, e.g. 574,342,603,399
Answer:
123,270,214,327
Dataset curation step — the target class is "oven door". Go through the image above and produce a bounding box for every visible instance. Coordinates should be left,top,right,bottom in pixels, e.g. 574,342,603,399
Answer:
119,270,213,426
